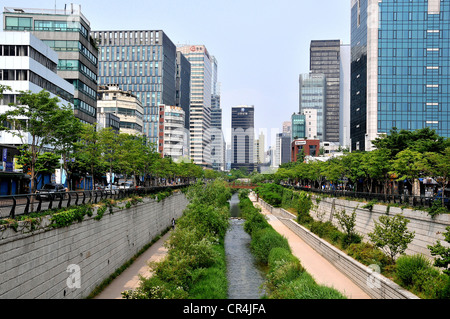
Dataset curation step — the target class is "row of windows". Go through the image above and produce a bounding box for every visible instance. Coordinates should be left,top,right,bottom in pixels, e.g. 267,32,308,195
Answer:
42,40,98,66
101,107,143,119
73,99,96,118
0,69,73,103
99,62,160,77
0,45,57,72
58,60,97,83
100,45,162,62
5,17,89,40
67,79,96,100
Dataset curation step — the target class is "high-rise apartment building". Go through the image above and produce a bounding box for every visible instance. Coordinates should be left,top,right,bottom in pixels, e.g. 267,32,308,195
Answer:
299,73,326,141
231,105,255,173
3,5,98,125
91,29,181,148
351,0,450,151
310,40,341,143
177,45,213,168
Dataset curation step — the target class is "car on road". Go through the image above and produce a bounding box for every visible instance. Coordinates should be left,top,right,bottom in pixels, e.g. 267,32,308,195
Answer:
36,183,67,200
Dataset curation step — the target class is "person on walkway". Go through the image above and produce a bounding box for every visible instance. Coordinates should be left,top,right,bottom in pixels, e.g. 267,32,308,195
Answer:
171,218,176,230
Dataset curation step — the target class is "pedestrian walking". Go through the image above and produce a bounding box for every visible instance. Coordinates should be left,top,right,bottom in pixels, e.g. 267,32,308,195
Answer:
171,218,176,230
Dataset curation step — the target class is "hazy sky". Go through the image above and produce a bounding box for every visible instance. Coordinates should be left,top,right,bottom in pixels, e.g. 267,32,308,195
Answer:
3,0,351,147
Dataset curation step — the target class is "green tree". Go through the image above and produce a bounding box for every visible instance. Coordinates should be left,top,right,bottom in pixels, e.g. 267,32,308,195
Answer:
368,214,415,264
428,226,450,276
423,148,450,207
51,106,83,190
75,123,102,190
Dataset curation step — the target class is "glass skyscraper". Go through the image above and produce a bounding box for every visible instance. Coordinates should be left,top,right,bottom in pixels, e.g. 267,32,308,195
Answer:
92,30,179,146
351,0,450,151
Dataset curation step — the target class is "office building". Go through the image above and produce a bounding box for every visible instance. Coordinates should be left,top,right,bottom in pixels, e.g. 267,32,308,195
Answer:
92,29,180,147
310,40,341,143
3,5,98,124
351,0,450,151
177,45,213,168
231,105,255,173
0,32,74,194
97,85,144,135
299,73,326,141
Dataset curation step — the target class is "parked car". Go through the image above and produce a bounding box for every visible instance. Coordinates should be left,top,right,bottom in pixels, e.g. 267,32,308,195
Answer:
36,183,67,200
119,182,134,189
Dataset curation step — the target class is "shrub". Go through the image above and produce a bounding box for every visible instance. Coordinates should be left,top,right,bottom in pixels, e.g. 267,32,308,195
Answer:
266,248,304,291
251,228,291,265
346,242,390,270
411,267,450,299
395,254,431,287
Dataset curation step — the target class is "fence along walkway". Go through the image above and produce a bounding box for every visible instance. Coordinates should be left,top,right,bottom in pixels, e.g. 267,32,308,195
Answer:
249,193,371,299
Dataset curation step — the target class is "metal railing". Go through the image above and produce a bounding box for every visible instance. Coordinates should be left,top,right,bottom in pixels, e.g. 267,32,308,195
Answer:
287,185,445,210
0,184,190,219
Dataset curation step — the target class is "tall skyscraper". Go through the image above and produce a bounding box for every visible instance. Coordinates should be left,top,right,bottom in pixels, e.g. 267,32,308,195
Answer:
310,40,341,143
177,45,213,168
351,0,450,151
92,30,180,148
299,73,326,141
3,5,98,124
231,105,255,173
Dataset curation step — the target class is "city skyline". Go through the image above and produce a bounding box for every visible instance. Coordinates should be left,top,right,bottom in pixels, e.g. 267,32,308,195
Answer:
1,0,351,148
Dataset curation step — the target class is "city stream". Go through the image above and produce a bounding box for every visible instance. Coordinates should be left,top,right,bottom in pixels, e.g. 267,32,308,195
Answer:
224,193,266,299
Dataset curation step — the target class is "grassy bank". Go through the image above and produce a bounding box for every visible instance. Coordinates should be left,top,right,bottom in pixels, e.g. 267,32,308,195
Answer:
122,180,231,299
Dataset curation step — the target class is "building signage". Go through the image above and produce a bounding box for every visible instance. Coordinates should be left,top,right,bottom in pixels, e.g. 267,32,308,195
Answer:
2,148,7,162
295,140,307,145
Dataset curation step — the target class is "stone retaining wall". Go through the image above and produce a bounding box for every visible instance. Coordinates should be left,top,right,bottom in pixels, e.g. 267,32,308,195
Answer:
309,196,450,258
0,192,188,299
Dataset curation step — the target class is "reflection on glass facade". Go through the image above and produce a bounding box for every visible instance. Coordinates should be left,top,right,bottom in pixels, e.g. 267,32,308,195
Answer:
292,113,306,140
351,0,450,151
299,73,326,141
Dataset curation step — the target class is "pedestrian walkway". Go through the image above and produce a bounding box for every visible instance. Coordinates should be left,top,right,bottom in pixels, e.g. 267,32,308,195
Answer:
94,231,171,299
250,194,371,299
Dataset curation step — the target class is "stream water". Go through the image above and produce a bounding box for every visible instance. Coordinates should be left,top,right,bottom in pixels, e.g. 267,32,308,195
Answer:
225,193,266,299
